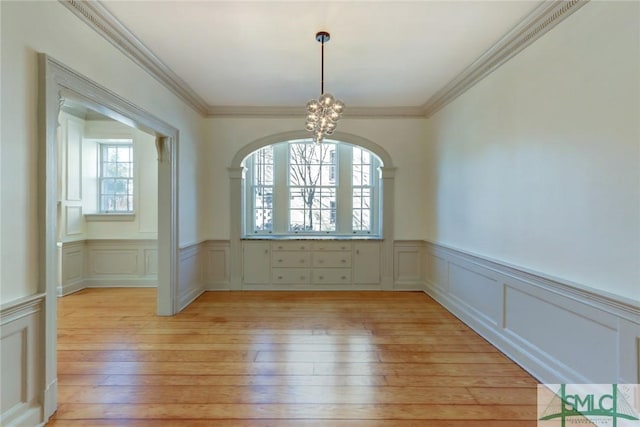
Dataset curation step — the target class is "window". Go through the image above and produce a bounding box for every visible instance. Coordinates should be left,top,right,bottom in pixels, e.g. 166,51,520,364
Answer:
288,142,337,232
250,145,273,232
99,143,134,213
352,147,373,233
243,139,381,237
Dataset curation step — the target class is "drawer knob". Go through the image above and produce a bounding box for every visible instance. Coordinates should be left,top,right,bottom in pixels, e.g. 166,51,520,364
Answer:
278,259,283,262
319,276,324,280
341,276,346,280
300,276,306,280
341,259,346,263
300,259,305,263
278,276,283,279
319,260,324,264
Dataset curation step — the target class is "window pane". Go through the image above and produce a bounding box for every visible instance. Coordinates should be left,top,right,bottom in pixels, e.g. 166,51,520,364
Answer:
288,187,336,232
253,146,273,186
353,187,371,232
253,186,272,232
288,142,337,233
99,143,133,212
361,165,370,185
117,146,131,162
353,163,362,186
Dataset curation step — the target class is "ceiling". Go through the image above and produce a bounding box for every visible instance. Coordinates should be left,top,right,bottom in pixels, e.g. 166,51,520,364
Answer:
97,1,542,111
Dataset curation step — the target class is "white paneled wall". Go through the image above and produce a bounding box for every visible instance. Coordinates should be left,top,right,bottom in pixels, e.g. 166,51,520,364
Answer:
0,294,44,427
59,240,157,295
423,241,640,385
204,240,230,289
393,240,424,289
178,243,205,310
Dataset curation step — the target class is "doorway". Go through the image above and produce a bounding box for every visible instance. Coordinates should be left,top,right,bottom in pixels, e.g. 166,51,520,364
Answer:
39,54,179,419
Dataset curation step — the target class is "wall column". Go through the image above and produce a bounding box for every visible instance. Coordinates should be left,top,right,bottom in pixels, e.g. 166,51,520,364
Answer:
228,167,245,290
380,167,396,290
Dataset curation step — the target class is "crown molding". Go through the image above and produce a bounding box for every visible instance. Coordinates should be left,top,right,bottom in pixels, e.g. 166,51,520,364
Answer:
207,105,427,118
422,0,589,118
59,0,210,116
61,0,588,119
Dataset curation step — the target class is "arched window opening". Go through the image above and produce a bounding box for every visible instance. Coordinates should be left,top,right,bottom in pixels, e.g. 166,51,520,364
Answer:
242,139,383,237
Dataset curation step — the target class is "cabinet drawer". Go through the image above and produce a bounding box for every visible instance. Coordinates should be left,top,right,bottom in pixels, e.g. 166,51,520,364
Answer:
313,269,351,284
312,251,352,268
311,241,351,251
272,268,311,284
272,251,310,267
271,241,310,251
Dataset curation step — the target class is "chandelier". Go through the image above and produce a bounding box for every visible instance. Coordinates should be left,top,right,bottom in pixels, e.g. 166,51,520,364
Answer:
305,31,344,144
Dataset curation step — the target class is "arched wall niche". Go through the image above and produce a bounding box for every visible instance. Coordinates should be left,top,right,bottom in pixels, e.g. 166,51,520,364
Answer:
227,130,396,290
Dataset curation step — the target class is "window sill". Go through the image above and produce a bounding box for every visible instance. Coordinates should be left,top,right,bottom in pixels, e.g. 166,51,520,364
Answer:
84,213,135,222
242,235,382,241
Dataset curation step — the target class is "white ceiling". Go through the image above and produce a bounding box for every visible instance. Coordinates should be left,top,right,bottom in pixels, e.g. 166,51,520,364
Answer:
100,1,542,109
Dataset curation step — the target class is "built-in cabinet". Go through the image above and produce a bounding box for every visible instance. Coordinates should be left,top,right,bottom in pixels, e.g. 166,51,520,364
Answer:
242,240,381,288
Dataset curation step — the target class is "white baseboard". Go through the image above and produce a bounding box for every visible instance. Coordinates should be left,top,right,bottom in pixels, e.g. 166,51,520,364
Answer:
85,278,157,288
43,378,58,423
57,277,85,296
179,288,205,311
423,241,640,385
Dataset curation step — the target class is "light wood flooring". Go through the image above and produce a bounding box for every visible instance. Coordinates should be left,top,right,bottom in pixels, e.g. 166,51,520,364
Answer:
48,288,539,426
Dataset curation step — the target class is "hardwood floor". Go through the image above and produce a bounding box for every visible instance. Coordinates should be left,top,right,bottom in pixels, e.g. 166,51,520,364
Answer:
48,289,539,426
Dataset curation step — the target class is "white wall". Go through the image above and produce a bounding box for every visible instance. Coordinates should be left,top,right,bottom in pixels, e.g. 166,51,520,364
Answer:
424,1,640,302
0,1,206,303
203,117,426,240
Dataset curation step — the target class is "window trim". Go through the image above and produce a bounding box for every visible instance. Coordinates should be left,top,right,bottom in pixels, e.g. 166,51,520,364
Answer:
97,141,134,214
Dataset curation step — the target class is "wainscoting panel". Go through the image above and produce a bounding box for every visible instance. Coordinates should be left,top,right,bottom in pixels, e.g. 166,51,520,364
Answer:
59,240,157,293
178,243,205,310
424,252,449,292
204,240,230,289
59,240,85,296
85,240,157,287
448,263,500,326
393,241,424,290
144,248,158,276
64,205,83,236
89,249,139,275
423,241,640,385
503,283,618,381
0,294,44,427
